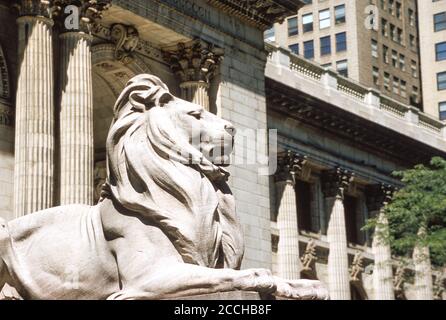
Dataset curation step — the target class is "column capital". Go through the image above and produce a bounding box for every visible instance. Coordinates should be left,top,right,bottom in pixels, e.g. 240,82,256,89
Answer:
366,183,396,212
393,263,407,298
53,0,111,34
14,0,54,18
321,167,354,199
274,150,308,184
162,39,224,86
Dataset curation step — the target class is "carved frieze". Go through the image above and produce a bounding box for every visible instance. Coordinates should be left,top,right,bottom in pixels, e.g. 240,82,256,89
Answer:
301,240,317,272
274,150,308,184
393,264,407,298
321,167,354,199
207,0,304,30
350,252,364,282
110,24,139,64
162,39,224,85
0,104,13,127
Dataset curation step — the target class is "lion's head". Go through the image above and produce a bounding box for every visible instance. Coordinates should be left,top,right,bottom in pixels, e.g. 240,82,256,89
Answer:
104,74,243,268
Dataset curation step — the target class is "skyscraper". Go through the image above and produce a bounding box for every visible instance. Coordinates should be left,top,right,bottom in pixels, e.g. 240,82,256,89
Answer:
418,0,446,120
268,0,422,110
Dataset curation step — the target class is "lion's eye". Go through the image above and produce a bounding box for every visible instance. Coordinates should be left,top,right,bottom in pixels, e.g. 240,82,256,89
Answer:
188,111,202,120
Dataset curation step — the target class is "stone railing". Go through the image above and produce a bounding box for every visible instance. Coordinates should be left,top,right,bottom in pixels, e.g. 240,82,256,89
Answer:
266,42,446,137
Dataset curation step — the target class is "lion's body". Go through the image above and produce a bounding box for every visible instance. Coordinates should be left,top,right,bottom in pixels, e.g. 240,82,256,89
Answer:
1,205,118,299
0,75,329,300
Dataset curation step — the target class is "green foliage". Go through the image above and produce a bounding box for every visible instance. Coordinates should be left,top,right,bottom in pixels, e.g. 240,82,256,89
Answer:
364,157,446,266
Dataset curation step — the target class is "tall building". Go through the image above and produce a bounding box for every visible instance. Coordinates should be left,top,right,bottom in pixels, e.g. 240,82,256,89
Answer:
418,0,446,120
268,0,422,110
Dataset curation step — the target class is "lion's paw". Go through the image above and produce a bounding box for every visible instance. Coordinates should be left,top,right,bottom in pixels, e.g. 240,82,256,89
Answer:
273,277,329,300
237,268,277,294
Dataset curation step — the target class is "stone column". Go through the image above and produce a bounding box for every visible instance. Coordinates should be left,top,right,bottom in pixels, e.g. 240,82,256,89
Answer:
163,39,224,111
57,0,110,205
322,168,354,300
413,228,434,300
14,0,55,217
274,151,307,280
367,184,395,300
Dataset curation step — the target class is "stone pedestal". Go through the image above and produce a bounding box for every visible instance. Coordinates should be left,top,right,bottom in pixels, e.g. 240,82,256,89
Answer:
14,15,55,216
59,32,94,205
171,291,261,300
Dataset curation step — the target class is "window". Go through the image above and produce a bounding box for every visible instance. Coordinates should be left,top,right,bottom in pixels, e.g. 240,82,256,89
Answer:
371,39,378,58
399,54,405,71
289,43,299,55
303,13,314,32
393,76,399,94
436,42,446,61
335,5,346,24
434,12,446,32
319,9,331,29
288,17,298,36
296,180,313,232
400,80,407,98
383,45,389,63
381,18,388,37
373,67,380,86
411,86,419,106
320,36,331,56
440,102,446,121
391,50,398,68
264,27,275,41
397,28,403,44
388,0,394,15
411,60,418,78
438,72,446,90
304,40,314,59
390,24,396,42
408,8,415,26
344,195,365,245
410,34,416,49
336,59,348,77
384,72,390,91
336,32,347,52
396,2,402,19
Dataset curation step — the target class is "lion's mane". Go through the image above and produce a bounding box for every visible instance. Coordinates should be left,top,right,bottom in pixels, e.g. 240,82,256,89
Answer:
103,74,244,269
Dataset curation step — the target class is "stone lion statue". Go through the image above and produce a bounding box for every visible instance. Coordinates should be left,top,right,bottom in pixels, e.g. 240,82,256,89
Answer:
0,74,328,300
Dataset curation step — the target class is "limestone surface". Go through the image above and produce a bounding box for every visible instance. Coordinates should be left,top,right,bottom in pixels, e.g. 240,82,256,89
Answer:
0,74,328,300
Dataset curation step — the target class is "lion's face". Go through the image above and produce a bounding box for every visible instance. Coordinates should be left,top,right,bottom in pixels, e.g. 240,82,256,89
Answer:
149,95,236,167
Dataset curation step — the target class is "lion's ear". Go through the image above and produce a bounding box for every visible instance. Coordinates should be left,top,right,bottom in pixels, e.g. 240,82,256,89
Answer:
129,90,155,112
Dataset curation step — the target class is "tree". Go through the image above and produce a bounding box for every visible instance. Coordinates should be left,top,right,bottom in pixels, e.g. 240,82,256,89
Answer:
364,157,446,267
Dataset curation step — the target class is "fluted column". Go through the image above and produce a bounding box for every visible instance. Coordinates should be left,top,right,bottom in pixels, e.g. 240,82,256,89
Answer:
274,151,307,280
163,39,224,111
14,1,55,217
413,228,434,300
57,0,110,205
367,184,395,300
322,168,354,300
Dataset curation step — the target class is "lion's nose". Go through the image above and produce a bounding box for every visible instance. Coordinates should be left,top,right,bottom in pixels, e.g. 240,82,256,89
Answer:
224,124,236,136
